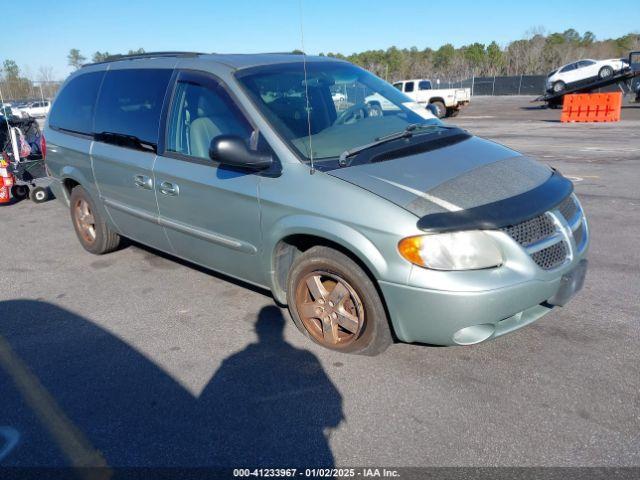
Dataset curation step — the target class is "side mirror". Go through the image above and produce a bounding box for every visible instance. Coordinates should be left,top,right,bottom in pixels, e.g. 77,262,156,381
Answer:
426,103,439,117
209,135,273,170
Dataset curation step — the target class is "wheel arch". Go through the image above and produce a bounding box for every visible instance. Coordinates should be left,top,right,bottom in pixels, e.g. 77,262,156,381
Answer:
270,229,398,341
267,217,389,305
59,166,93,204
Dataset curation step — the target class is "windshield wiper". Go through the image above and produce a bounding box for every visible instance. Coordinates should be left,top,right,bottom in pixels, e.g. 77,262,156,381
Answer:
338,123,453,167
95,131,157,153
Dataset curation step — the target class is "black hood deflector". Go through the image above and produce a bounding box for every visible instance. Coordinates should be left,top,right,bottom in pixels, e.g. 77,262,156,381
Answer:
417,170,573,233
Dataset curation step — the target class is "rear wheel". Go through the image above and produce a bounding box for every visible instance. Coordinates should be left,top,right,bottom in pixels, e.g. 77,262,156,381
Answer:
598,66,613,79
552,81,565,93
11,184,29,200
447,107,460,117
70,186,120,254
429,100,446,119
287,246,392,355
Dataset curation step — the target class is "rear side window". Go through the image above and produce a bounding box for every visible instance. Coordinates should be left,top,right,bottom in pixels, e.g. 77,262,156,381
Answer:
418,80,432,90
94,69,172,146
49,71,104,135
404,81,415,92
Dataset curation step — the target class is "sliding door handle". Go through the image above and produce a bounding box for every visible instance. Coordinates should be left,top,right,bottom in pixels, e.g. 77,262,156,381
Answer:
134,174,153,190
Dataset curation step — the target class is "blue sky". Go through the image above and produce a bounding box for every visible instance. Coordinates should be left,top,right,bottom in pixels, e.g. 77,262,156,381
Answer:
1,0,638,79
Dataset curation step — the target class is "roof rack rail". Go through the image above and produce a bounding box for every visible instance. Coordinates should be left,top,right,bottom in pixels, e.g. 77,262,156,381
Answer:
83,51,205,67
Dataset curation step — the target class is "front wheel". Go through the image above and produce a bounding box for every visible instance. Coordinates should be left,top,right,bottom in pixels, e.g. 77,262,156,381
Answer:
30,186,49,203
286,246,392,355
552,81,565,93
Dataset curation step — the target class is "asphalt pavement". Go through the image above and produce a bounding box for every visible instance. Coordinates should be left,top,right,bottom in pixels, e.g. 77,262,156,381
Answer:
0,96,638,470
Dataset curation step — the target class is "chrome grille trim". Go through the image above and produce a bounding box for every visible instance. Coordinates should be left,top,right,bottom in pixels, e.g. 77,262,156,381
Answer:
525,232,564,254
502,194,586,270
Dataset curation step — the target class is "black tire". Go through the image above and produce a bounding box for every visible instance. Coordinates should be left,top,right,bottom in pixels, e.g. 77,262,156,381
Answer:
286,246,392,356
552,81,565,93
598,66,613,79
30,186,49,203
447,107,460,117
69,185,120,254
11,184,29,200
430,100,446,119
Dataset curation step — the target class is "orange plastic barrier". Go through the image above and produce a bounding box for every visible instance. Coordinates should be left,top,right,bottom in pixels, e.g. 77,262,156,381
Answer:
560,92,622,123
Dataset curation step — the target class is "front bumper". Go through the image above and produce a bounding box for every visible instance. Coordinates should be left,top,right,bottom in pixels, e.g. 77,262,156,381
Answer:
380,259,588,346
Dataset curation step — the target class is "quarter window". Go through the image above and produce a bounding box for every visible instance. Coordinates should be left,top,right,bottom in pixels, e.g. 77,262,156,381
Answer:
48,71,105,135
418,80,432,90
94,69,172,146
404,81,415,92
166,78,252,160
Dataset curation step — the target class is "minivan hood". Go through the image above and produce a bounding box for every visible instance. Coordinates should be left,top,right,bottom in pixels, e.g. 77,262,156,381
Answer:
327,136,552,217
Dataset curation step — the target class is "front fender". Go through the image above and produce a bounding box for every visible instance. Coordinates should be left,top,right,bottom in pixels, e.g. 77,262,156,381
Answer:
263,214,390,302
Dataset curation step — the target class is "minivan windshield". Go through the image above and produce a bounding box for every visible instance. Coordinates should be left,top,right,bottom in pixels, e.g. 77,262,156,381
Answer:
236,62,443,165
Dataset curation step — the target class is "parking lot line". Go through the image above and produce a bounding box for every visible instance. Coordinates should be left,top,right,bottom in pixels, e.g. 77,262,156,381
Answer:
0,335,112,479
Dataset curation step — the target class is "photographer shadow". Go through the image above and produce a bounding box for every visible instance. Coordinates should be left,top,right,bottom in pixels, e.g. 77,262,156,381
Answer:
0,300,343,468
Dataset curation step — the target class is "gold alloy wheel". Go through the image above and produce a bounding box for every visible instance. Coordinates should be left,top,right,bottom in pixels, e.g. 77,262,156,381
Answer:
74,198,97,244
295,271,364,347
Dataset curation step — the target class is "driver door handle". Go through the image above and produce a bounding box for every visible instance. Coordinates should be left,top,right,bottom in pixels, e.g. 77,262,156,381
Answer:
159,181,179,196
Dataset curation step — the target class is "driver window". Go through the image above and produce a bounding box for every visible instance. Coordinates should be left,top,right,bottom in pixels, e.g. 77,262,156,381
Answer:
404,82,415,92
166,80,252,160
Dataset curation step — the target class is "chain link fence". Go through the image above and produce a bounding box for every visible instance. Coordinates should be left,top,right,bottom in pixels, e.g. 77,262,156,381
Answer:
436,75,547,96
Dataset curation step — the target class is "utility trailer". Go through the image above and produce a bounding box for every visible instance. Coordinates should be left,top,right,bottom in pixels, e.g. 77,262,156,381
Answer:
535,51,640,108
0,115,51,203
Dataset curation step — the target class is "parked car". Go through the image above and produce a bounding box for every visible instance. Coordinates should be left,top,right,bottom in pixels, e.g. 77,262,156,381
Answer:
546,58,628,93
21,100,51,118
44,53,589,355
1,104,29,120
392,79,470,118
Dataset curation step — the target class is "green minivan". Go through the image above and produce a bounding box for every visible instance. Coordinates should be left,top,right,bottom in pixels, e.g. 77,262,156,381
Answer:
44,52,588,355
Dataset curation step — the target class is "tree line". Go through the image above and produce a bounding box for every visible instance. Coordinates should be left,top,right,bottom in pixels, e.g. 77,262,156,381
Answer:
2,29,639,101
321,29,640,81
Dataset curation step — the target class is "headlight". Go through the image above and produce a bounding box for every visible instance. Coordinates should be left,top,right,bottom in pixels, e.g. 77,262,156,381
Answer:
398,231,503,271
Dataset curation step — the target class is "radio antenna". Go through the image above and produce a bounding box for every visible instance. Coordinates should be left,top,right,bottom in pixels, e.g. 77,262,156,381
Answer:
299,0,315,174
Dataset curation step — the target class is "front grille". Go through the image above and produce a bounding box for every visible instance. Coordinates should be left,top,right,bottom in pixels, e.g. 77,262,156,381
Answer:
502,214,556,247
531,242,568,270
558,195,578,222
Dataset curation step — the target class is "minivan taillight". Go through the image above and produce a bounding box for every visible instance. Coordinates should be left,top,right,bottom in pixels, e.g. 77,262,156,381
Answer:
40,134,47,160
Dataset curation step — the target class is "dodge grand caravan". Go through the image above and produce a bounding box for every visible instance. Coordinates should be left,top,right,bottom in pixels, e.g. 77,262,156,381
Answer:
44,52,589,355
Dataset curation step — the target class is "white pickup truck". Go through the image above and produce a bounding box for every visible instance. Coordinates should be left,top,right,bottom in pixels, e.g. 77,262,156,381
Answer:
392,79,470,118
